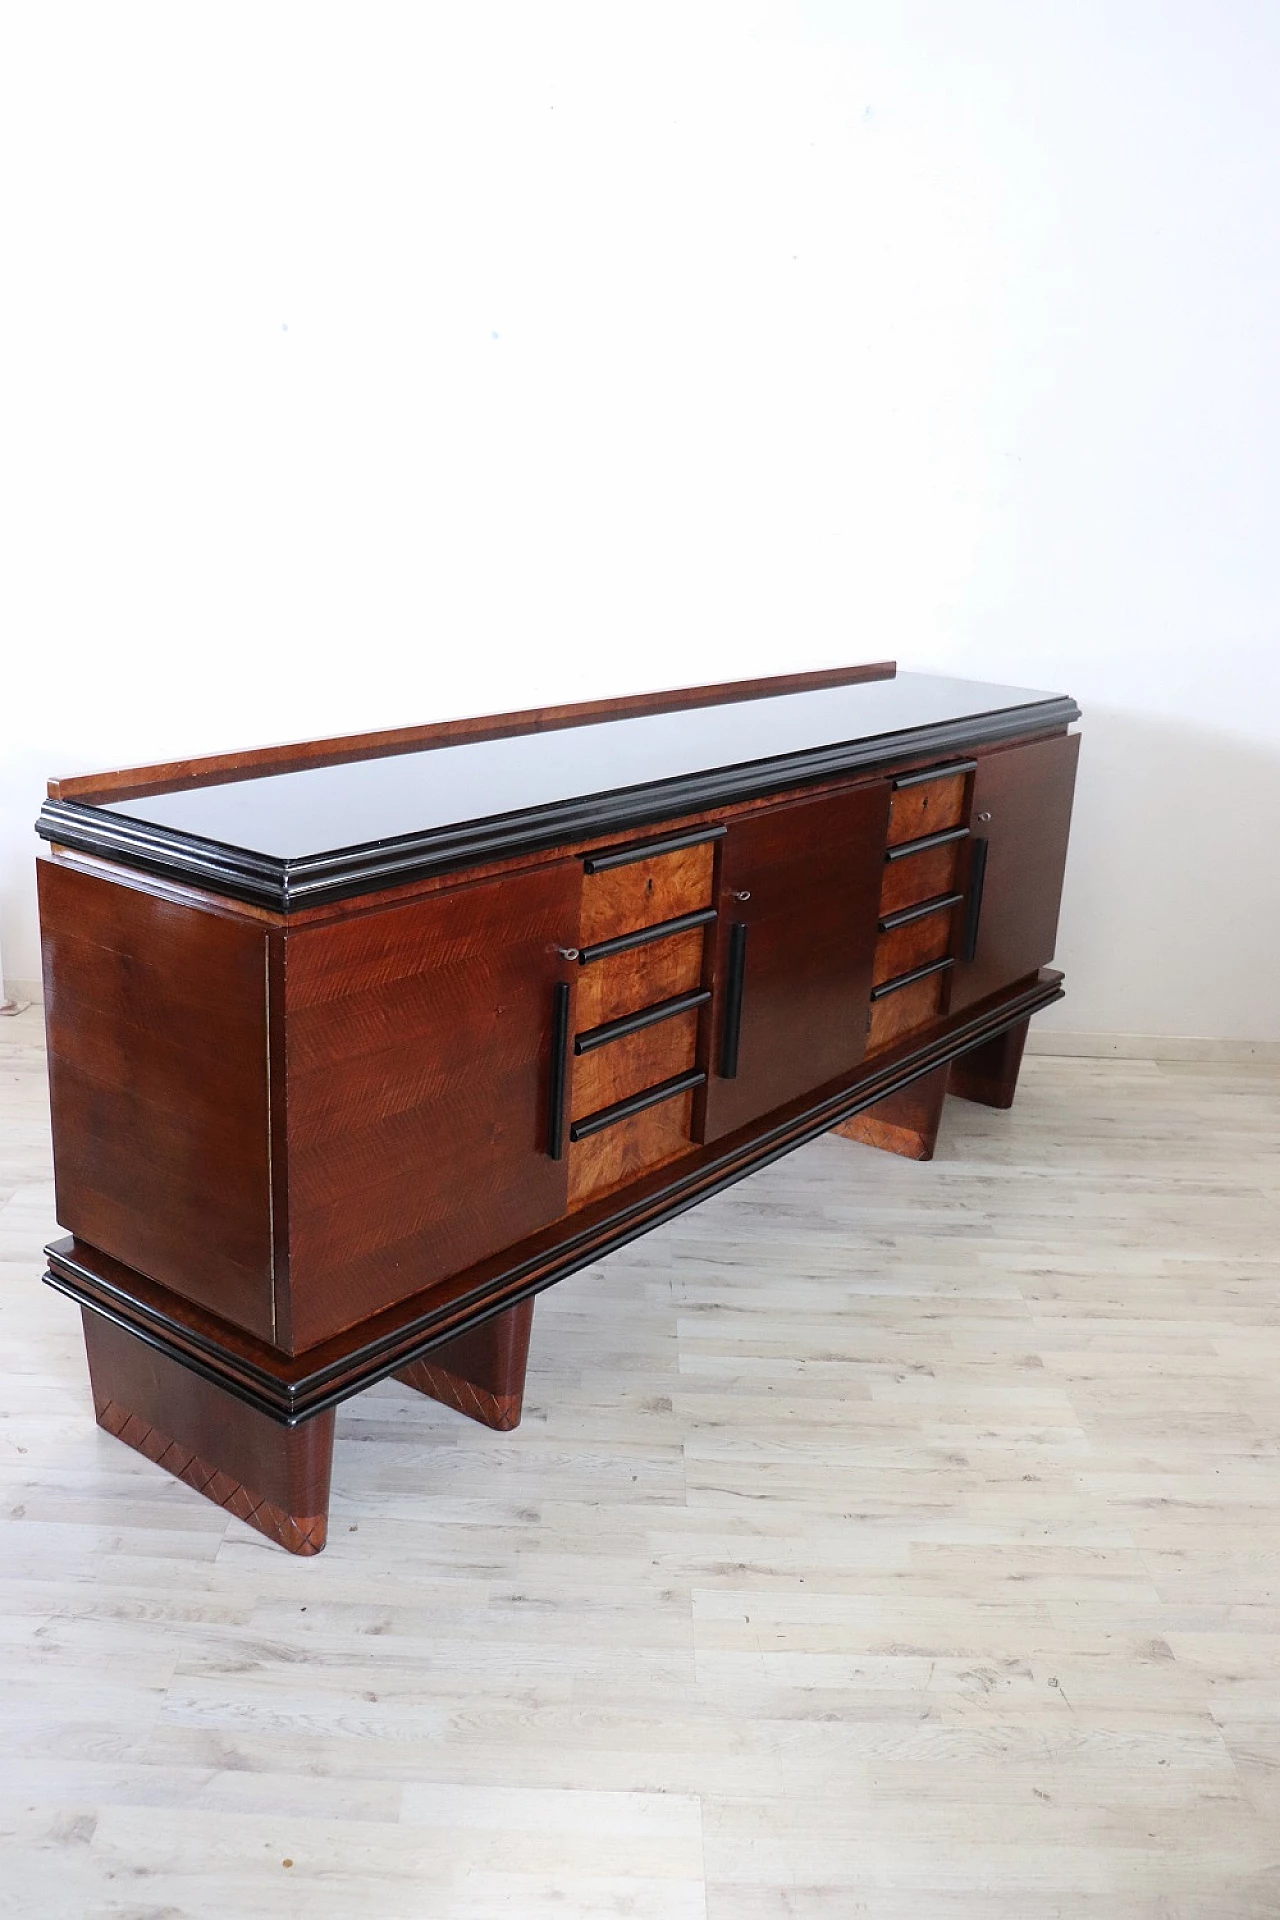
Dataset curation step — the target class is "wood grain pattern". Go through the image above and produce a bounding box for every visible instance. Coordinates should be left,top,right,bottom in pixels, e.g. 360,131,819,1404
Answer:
37,858,276,1342
40,972,1068,1429
282,861,581,1351
701,783,891,1142
80,1308,334,1553
866,969,947,1053
832,1061,951,1160
950,1016,1030,1109
575,926,709,1031
872,900,957,987
886,770,967,846
571,1009,701,1122
49,662,897,803
580,841,715,946
395,1298,534,1431
951,732,1081,1013
567,1089,696,1210
878,838,965,916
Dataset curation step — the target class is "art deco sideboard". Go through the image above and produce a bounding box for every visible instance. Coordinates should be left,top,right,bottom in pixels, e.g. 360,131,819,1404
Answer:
35,662,1080,1553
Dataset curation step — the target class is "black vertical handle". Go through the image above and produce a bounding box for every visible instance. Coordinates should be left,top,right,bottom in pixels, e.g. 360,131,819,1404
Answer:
961,838,989,963
719,922,748,1079
547,980,571,1159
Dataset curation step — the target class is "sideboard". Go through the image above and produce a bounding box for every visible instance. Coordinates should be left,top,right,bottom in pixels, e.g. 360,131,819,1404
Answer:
35,662,1080,1553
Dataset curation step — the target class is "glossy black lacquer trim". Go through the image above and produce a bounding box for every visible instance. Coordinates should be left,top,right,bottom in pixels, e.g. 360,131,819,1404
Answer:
582,824,726,873
891,759,977,790
719,922,749,1079
879,891,964,933
547,981,572,1161
883,824,970,862
43,971,1065,1424
962,839,989,962
578,907,717,966
569,1068,707,1142
36,697,1080,912
869,956,955,1001
575,989,711,1054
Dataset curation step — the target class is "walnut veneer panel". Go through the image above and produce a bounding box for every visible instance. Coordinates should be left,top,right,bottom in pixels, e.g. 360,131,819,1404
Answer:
580,841,715,945
701,782,890,1141
867,971,947,1052
283,861,580,1351
37,860,275,1341
951,732,1081,1012
567,1090,696,1210
886,771,967,847
570,1009,701,1122
575,927,708,1031
873,902,956,986
879,839,964,917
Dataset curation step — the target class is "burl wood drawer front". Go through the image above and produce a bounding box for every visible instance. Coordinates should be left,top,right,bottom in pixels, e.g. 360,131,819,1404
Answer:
571,1007,701,1122
879,833,966,916
867,966,949,1052
886,769,969,847
567,1088,697,1209
873,900,957,986
576,925,708,1030
580,836,717,945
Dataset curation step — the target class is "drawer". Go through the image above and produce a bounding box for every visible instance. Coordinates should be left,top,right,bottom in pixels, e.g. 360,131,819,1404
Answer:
571,1005,702,1123
867,962,950,1053
567,1084,698,1210
873,895,960,987
576,924,709,1030
581,833,717,945
886,767,970,848
879,832,966,917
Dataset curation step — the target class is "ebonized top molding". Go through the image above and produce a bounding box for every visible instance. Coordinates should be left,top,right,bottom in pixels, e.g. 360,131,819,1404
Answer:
37,672,1080,912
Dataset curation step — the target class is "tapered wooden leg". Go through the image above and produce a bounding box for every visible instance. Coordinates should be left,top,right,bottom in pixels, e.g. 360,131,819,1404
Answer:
832,1063,951,1162
81,1309,334,1555
950,1018,1029,1110
395,1298,534,1432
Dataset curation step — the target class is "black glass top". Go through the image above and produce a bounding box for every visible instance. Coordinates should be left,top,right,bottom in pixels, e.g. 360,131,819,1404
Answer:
99,673,1064,862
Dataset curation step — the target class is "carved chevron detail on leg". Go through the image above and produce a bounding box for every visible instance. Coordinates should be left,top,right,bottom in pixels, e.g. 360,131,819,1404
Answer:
394,1359,524,1431
93,1396,328,1555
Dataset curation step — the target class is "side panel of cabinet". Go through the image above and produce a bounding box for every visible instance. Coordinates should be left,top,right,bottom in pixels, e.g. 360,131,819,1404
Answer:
37,859,276,1341
700,782,890,1142
283,860,580,1351
950,732,1080,1013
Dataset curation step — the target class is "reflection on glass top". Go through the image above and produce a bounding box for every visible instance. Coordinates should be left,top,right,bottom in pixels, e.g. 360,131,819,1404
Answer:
101,673,1063,862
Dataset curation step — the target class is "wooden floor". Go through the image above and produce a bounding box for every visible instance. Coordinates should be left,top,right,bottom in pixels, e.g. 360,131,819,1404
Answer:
3,1003,1280,1919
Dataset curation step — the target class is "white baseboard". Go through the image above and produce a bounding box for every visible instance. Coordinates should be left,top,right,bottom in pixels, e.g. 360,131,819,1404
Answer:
1,980,42,1010
1027,1030,1280,1063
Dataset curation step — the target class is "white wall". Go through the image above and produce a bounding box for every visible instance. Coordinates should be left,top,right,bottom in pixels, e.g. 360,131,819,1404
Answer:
2,2,1277,1035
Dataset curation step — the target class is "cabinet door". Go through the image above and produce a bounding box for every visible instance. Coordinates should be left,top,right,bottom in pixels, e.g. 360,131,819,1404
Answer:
949,733,1080,1014
701,783,890,1142
284,860,581,1350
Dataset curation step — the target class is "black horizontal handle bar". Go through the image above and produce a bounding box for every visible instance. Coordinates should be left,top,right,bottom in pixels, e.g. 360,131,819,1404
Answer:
578,907,718,966
870,956,955,1001
569,1068,707,1142
884,825,970,862
878,890,965,933
583,824,727,873
575,989,712,1055
891,759,978,790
